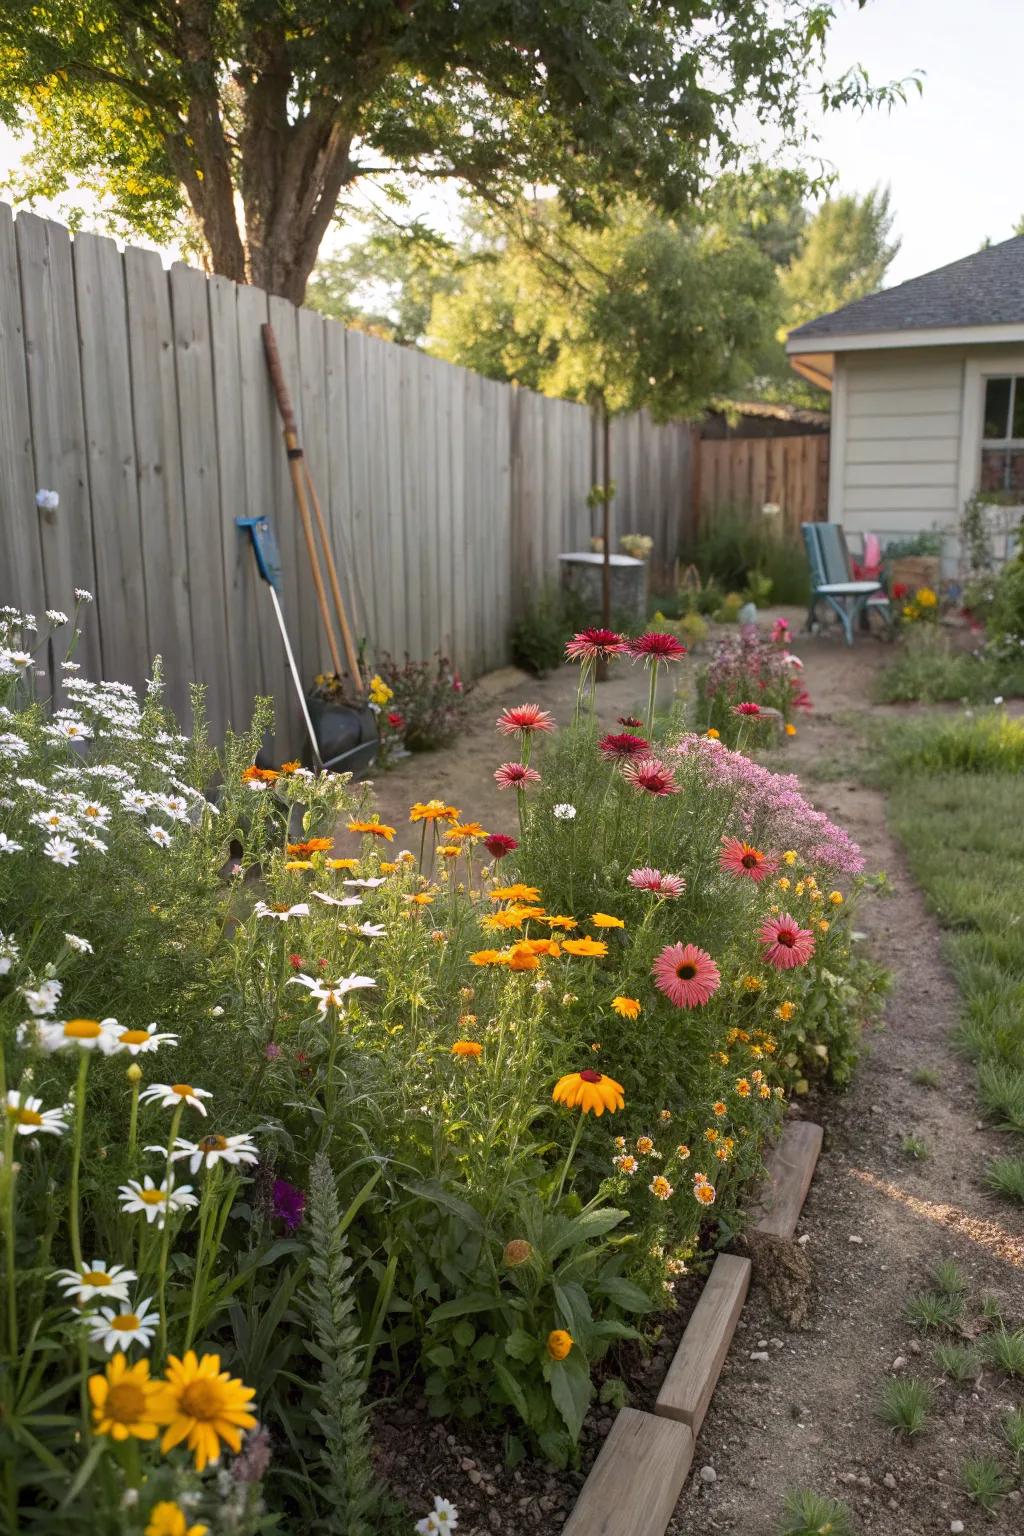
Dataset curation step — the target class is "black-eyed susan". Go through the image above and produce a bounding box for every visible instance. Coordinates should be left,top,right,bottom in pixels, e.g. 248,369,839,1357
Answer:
552,1069,624,1116
89,1353,165,1441
154,1350,256,1472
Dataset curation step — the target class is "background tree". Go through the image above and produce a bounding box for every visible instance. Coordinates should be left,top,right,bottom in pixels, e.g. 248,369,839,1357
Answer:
780,186,900,329
0,1,910,302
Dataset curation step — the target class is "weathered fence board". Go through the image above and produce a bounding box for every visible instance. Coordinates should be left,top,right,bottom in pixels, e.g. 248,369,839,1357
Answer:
0,201,699,756
696,433,828,536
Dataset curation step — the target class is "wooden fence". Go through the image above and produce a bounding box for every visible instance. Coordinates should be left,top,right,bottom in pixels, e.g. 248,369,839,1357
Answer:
695,433,829,538
0,202,697,755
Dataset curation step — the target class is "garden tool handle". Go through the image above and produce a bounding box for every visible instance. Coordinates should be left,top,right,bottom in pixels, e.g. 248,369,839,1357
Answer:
261,323,298,438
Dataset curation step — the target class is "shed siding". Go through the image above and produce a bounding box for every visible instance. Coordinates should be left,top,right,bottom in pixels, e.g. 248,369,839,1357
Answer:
836,349,963,548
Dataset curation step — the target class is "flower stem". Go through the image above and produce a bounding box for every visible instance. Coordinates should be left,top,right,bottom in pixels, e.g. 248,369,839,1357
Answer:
68,1052,90,1273
3,1115,18,1358
155,1102,184,1362
127,1079,140,1164
646,661,659,739
553,1115,585,1207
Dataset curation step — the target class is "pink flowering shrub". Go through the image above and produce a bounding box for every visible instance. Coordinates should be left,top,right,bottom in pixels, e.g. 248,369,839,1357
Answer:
695,628,810,743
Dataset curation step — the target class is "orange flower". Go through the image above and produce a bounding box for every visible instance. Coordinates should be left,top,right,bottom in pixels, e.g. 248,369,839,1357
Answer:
405,892,435,906
445,822,488,841
546,1330,573,1361
326,857,359,871
591,913,624,929
439,846,460,860
502,944,540,971
542,915,578,930
735,1078,751,1098
377,860,398,873
489,884,541,903
552,1069,625,1116
611,996,640,1019
469,949,503,966
279,760,301,774
284,860,314,871
347,818,395,841
520,937,561,956
705,728,720,740
409,801,460,824
694,1181,717,1206
451,1040,483,1058
562,937,608,958
712,1101,727,1117
287,837,333,856
241,765,278,784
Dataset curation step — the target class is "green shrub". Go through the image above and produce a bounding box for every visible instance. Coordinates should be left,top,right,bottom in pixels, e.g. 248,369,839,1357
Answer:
779,1488,853,1536
878,1378,932,1436
685,509,810,606
510,583,587,676
375,651,473,749
877,708,1024,778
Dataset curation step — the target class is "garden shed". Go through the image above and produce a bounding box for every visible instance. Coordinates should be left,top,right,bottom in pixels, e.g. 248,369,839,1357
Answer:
786,234,1024,570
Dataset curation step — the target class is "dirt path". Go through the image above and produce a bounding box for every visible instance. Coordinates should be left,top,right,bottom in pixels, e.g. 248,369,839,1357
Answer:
672,624,1024,1536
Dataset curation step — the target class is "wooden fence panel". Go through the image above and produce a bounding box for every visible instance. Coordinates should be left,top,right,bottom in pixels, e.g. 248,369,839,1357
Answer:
696,434,828,536
0,204,44,622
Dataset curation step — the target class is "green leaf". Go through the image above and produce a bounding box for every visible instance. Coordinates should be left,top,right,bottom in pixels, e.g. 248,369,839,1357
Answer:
452,1320,476,1350
407,1180,484,1236
492,1360,531,1425
595,1275,657,1313
471,1333,497,1361
427,1292,499,1325
548,1206,627,1259
549,1349,593,1443
505,1327,540,1363
426,1344,455,1368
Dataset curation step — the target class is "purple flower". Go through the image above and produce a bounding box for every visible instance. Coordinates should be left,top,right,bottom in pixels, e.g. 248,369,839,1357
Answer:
272,1178,306,1233
264,1041,283,1060
232,1423,273,1483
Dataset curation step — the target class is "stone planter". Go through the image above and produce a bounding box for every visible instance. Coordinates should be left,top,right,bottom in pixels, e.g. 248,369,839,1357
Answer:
558,551,647,628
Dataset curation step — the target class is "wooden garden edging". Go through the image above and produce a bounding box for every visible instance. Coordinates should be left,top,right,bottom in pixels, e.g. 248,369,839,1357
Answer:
563,1121,823,1536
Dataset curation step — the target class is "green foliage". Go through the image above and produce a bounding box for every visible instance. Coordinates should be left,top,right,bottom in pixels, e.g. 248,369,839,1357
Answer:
877,1378,932,1437
781,188,899,327
931,1259,968,1296
985,1155,1024,1204
685,510,810,606
933,1343,980,1384
911,1067,941,1089
981,1327,1024,1378
877,705,1024,775
778,1487,854,1536
373,652,472,751
306,217,462,345
1000,1406,1024,1467
510,584,587,677
961,1454,1011,1512
304,1153,383,1536
900,1134,929,1161
905,1291,962,1331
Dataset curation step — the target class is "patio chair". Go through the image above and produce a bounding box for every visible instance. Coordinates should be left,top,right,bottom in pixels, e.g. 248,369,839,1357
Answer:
801,522,891,645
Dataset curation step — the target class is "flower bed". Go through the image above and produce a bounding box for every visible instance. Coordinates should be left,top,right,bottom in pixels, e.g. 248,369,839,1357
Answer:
694,621,811,744
0,604,883,1533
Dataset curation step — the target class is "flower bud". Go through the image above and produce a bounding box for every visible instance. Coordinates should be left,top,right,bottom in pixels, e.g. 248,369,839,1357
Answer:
502,1239,534,1268
126,1063,142,1083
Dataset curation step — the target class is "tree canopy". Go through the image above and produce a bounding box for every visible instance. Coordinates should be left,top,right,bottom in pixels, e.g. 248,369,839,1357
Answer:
0,0,910,301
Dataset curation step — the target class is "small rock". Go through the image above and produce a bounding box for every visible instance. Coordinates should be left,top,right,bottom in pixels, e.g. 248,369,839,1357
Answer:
883,1473,897,1489
468,1469,483,1486
461,1459,476,1472
699,1465,717,1485
770,1338,784,1349
892,1356,908,1371
909,1340,921,1355
951,1522,965,1533
848,1235,863,1245
976,1120,984,1131
749,1351,770,1362
757,1339,769,1349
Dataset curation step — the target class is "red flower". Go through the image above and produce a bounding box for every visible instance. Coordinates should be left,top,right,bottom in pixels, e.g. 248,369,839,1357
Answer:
496,704,556,736
731,701,763,717
598,731,651,760
565,628,626,662
483,832,518,860
618,715,644,729
494,762,541,790
759,913,816,970
892,582,908,600
620,756,680,796
627,866,685,898
652,943,721,1008
386,711,405,730
626,632,687,662
719,837,778,883
288,953,304,971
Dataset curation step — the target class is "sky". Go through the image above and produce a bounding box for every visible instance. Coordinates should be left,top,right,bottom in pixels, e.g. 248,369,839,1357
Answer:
0,0,1021,288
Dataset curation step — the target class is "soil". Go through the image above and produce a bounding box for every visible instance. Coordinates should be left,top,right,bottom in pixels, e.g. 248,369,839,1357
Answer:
365,613,1024,1536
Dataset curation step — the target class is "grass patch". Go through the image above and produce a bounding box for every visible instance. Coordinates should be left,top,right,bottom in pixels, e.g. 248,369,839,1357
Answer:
981,1327,1024,1378
962,1454,1011,1512
875,627,1024,705
878,1377,932,1436
901,1134,930,1161
911,1066,941,1088
985,1154,1024,1203
878,708,1024,778
1002,1407,1024,1468
931,1258,968,1296
905,1290,963,1331
778,1488,853,1536
933,1342,980,1383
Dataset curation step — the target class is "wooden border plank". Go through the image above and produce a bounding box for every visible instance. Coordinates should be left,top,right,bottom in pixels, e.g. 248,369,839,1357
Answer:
562,1408,694,1536
654,1253,751,1435
754,1120,824,1239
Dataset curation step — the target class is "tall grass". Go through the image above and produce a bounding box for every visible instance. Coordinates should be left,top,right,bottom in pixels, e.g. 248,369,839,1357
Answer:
878,709,1024,777
875,627,1024,705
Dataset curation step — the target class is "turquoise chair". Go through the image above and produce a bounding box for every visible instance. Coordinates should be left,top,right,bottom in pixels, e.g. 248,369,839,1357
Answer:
801,523,891,645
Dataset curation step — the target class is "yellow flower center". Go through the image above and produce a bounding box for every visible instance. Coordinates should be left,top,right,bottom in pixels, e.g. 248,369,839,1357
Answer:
111,1314,140,1332
85,806,101,817
171,1084,194,1097
119,1029,150,1045
65,1019,102,1039
198,1134,227,1153
106,1381,147,1422
8,1106,43,1126
81,1270,113,1286
139,1188,166,1205
180,1378,224,1421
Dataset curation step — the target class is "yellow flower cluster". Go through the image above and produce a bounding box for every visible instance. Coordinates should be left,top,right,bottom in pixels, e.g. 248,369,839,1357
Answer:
90,1350,256,1472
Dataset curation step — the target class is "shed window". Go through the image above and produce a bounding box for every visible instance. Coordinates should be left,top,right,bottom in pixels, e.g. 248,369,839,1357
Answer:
981,376,1024,496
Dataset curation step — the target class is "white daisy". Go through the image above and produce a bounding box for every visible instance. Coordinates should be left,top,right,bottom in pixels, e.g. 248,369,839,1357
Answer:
87,1295,159,1353
22,978,62,1017
357,922,387,939
5,652,32,672
121,790,151,814
63,932,93,954
5,1089,71,1137
0,833,23,854
54,719,91,741
52,1260,136,1305
43,836,78,867
77,800,110,826
157,794,189,821
343,877,387,889
139,1082,212,1115
118,1176,198,1228
108,1021,179,1055
253,901,310,921
38,1016,120,1053
32,808,76,832
287,971,376,1013
35,488,59,511
310,891,362,908
147,824,171,848
169,1131,259,1174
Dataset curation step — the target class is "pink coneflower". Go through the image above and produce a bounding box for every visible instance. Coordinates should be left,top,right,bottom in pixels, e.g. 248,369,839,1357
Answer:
494,762,541,790
620,756,679,796
626,632,687,662
483,832,518,860
759,913,816,969
652,943,720,1007
627,867,686,899
565,628,626,663
496,704,555,736
599,731,651,761
731,701,763,718
719,837,778,883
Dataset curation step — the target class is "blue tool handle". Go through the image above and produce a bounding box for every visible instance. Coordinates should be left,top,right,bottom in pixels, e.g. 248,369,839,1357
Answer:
236,516,283,592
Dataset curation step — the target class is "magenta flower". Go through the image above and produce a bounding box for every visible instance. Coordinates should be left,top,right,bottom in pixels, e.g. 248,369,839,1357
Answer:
272,1178,306,1233
565,628,626,663
759,913,816,970
719,837,778,883
627,866,685,898
652,943,720,1008
496,704,555,736
620,756,679,796
731,701,763,718
626,632,687,662
599,731,651,761
494,762,541,790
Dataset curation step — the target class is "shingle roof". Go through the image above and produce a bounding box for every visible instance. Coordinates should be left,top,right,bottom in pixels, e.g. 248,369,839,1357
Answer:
787,234,1024,342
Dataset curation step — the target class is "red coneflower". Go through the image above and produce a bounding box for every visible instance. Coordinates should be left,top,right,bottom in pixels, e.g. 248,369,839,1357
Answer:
719,837,778,883
759,913,816,970
494,762,541,790
599,731,651,761
620,756,679,796
496,704,555,736
627,866,686,898
731,701,763,718
564,628,626,663
618,715,644,729
483,832,518,860
626,632,687,662
652,943,721,1007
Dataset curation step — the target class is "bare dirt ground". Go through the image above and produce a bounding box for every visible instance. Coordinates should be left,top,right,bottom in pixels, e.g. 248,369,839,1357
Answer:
368,616,1024,1536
